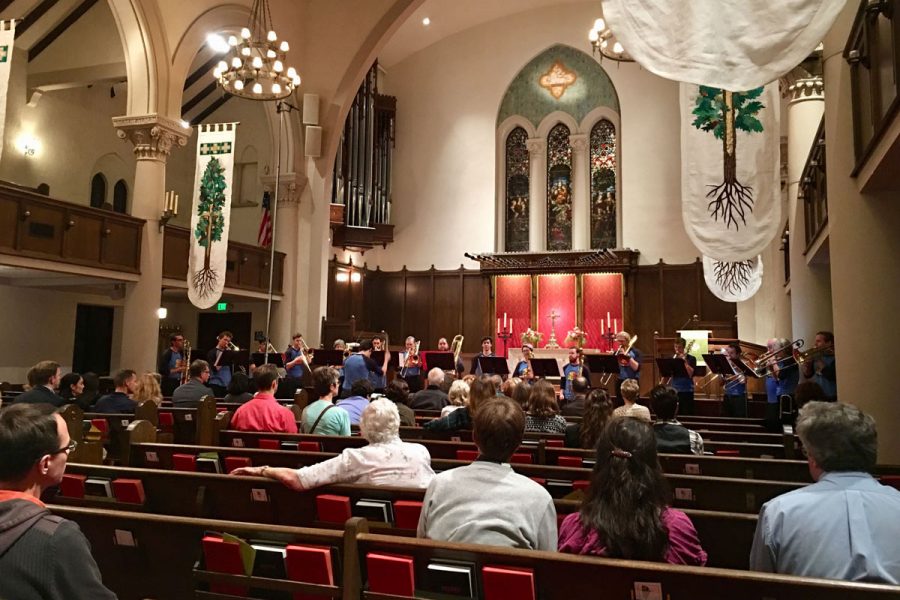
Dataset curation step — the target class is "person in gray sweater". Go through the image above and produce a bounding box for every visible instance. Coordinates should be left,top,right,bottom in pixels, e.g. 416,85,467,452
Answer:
172,360,216,407
417,396,557,551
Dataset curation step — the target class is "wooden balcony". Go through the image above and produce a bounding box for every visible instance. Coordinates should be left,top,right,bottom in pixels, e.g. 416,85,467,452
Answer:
799,118,828,251
0,183,143,274
162,226,284,295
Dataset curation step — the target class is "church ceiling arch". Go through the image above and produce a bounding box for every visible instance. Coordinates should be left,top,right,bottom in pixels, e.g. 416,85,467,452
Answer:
497,43,620,130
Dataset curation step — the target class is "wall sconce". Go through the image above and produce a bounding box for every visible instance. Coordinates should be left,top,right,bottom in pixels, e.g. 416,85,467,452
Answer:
157,307,168,319
350,272,361,283
17,134,39,157
160,190,179,231
335,272,349,283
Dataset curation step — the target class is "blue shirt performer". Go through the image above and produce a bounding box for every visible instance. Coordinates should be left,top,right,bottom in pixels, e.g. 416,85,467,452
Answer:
342,339,389,396
802,331,836,401
399,336,423,392
561,347,591,401
206,331,235,393
723,343,748,417
512,343,536,382
284,333,309,379
157,333,186,395
669,338,697,415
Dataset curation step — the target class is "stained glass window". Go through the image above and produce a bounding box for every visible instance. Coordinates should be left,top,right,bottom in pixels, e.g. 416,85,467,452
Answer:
505,127,530,252
590,119,617,248
546,123,572,251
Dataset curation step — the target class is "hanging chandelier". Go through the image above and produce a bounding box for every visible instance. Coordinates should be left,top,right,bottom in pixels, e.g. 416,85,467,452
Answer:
588,17,634,63
212,0,300,101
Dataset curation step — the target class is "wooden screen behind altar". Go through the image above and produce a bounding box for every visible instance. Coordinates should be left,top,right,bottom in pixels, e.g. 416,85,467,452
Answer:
494,275,532,355
537,274,576,346
583,272,624,351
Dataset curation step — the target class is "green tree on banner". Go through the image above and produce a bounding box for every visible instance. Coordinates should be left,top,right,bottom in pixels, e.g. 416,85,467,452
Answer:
692,86,765,230
192,157,227,297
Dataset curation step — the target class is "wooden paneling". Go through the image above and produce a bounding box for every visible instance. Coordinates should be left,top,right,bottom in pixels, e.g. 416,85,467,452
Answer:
224,247,240,287
432,276,461,342
101,220,141,269
64,213,102,263
18,201,66,256
661,265,698,334
461,273,491,352
632,266,662,354
404,275,432,342
0,196,17,249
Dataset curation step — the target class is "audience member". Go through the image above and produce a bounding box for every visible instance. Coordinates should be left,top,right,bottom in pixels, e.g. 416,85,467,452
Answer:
442,379,469,417
511,378,531,411
11,361,63,407
383,379,415,426
77,373,100,411
565,389,614,449
499,377,517,398
233,399,434,489
793,380,827,411
525,380,567,434
612,379,651,422
559,417,707,565
336,379,373,425
489,374,504,395
409,368,450,410
750,402,900,582
93,370,137,414
222,372,254,404
0,404,117,599
648,385,703,455
301,367,350,435
57,372,84,407
561,376,589,417
231,364,298,433
423,376,495,432
172,360,215,408
132,372,163,407
418,396,556,550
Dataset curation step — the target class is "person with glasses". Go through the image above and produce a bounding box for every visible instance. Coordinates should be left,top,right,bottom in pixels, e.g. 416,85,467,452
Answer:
172,359,215,408
158,333,187,396
0,404,116,599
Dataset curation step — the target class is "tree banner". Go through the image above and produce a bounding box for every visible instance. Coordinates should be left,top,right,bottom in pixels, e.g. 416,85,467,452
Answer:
0,21,16,165
681,83,780,265
188,122,239,308
702,255,764,303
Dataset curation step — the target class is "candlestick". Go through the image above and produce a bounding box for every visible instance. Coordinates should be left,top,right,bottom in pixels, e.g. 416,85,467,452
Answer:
173,193,178,216
607,312,611,328
614,318,618,333
503,312,507,328
509,318,513,332
497,318,501,333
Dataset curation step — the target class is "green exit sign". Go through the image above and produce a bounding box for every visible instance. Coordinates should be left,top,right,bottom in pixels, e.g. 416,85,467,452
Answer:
216,302,229,312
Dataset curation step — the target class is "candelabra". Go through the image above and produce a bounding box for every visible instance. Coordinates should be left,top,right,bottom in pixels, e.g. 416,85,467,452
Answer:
497,324,512,358
601,329,616,352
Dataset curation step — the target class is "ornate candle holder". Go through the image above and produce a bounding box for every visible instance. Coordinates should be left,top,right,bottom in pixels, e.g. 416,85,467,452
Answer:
545,309,560,349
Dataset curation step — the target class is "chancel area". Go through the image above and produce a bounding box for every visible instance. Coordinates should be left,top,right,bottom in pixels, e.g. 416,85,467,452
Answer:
1,0,900,598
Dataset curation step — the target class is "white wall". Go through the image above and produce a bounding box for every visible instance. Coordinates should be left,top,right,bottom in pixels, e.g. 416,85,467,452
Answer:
350,1,695,271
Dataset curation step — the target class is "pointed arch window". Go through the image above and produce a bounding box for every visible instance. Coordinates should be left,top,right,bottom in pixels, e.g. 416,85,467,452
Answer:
90,173,107,209
589,119,617,248
113,180,128,214
547,123,572,251
504,127,530,252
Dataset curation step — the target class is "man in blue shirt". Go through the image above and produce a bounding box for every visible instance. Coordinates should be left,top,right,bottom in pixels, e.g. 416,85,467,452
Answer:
342,339,389,397
206,331,235,397
94,369,137,414
801,331,836,401
399,336,422,392
723,343,748,417
284,333,309,379
336,378,372,425
157,333,186,396
750,401,900,583
561,347,590,402
669,338,697,415
614,331,640,402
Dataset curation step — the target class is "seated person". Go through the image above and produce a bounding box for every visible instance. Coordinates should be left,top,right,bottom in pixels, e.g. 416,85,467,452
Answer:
565,389,614,449
172,360,215,408
336,379,373,425
11,361,64,407
58,372,84,407
510,378,530,411
300,366,350,436
423,377,494,432
93,369,137,414
417,396,557,550
559,416,707,565
409,368,450,410
132,372,163,407
560,377,589,417
441,379,469,417
612,379,651,422
750,401,900,583
0,404,117,599
76,372,100,411
383,379,415,426
231,364,298,433
232,399,434,490
223,372,254,404
648,385,704,455
525,380,567,434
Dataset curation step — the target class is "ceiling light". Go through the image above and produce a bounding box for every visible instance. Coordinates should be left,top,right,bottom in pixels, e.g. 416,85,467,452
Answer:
422,17,431,26
206,33,229,54
156,307,168,319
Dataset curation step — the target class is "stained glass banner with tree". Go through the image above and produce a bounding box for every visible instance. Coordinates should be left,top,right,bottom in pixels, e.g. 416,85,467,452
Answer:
188,122,239,309
546,123,572,251
505,127,530,252
590,119,617,249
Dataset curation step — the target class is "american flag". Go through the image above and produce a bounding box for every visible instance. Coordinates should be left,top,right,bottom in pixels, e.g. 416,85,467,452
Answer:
257,191,272,247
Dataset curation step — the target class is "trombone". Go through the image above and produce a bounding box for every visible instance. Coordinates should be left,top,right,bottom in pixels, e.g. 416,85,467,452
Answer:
450,334,464,368
400,340,420,378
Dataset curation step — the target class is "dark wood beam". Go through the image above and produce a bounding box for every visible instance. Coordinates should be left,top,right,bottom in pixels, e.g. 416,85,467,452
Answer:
181,80,217,116
28,0,98,62
0,0,18,15
184,55,220,90
16,0,59,39
190,93,232,126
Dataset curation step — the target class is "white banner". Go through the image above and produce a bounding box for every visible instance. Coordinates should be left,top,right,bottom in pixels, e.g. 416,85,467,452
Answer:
703,255,763,303
0,21,16,165
681,83,780,263
188,123,238,308
602,0,846,90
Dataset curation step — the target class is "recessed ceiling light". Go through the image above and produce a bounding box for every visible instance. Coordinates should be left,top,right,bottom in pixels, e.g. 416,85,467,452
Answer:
422,17,431,26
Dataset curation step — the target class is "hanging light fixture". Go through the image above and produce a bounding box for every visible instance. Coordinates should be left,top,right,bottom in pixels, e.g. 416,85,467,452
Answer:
588,17,634,63
212,0,300,100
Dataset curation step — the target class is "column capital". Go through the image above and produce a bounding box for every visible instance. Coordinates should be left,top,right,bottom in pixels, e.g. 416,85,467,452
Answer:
525,137,546,157
569,133,589,152
112,114,192,162
260,171,308,206
788,77,824,104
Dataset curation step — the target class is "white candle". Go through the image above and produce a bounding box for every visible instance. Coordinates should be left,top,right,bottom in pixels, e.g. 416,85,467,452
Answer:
607,312,611,328
510,318,513,332
497,318,501,333
173,193,179,216
614,318,618,333
503,313,507,327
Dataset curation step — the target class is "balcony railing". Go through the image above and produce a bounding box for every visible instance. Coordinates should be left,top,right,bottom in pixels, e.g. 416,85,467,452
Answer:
845,0,899,172
799,118,828,251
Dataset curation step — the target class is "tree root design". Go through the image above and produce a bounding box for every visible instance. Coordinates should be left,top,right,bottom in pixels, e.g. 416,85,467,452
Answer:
192,268,219,299
706,180,754,230
713,260,753,296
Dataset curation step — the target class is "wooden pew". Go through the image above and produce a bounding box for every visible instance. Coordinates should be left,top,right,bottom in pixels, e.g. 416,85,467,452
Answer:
58,404,104,464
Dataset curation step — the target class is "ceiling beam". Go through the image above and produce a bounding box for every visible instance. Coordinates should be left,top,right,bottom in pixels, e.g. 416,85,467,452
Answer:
29,0,99,62
184,55,220,90
0,0,17,15
191,92,232,126
181,80,217,116
16,0,60,39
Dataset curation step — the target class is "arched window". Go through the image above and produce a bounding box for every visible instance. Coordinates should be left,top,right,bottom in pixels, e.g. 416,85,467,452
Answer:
113,180,128,214
547,123,572,251
589,119,617,248
505,127,530,252
36,183,49,195
90,173,107,208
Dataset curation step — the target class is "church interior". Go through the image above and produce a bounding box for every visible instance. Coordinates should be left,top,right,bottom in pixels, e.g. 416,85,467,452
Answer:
0,0,899,596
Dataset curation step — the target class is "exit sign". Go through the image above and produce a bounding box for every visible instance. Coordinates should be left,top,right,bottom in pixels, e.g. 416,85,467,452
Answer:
216,302,229,312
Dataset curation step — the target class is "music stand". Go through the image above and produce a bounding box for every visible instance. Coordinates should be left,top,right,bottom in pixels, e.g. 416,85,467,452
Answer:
219,350,250,372
584,354,619,379
312,349,345,367
423,351,454,372
656,358,689,380
370,350,400,370
476,356,509,377
252,352,284,368
529,358,560,379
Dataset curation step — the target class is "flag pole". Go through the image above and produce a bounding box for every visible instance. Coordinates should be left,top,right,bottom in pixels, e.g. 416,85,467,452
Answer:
263,102,286,364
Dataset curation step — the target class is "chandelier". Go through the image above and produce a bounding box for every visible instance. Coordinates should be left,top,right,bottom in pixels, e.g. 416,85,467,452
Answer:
212,0,300,100
588,18,634,63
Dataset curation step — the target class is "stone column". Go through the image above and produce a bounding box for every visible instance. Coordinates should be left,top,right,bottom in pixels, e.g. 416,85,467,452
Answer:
786,78,832,344
262,172,304,347
526,137,547,252
113,115,191,371
569,133,589,250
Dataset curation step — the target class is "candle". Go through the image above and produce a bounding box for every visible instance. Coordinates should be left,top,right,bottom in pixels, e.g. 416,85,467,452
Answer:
614,318,618,333
510,318,513,332
600,321,604,335
173,193,179,216
503,312,507,328
607,312,611,328
497,318,501,333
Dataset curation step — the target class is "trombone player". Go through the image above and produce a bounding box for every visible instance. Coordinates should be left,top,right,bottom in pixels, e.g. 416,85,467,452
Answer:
400,336,423,392
800,331,836,401
207,330,236,397
285,333,312,379
670,338,697,415
723,343,748,417
615,331,641,402
562,347,590,402
437,337,465,375
513,343,536,381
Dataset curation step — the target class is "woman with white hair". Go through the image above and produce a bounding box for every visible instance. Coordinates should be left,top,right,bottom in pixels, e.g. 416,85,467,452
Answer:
441,379,469,417
230,398,435,490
